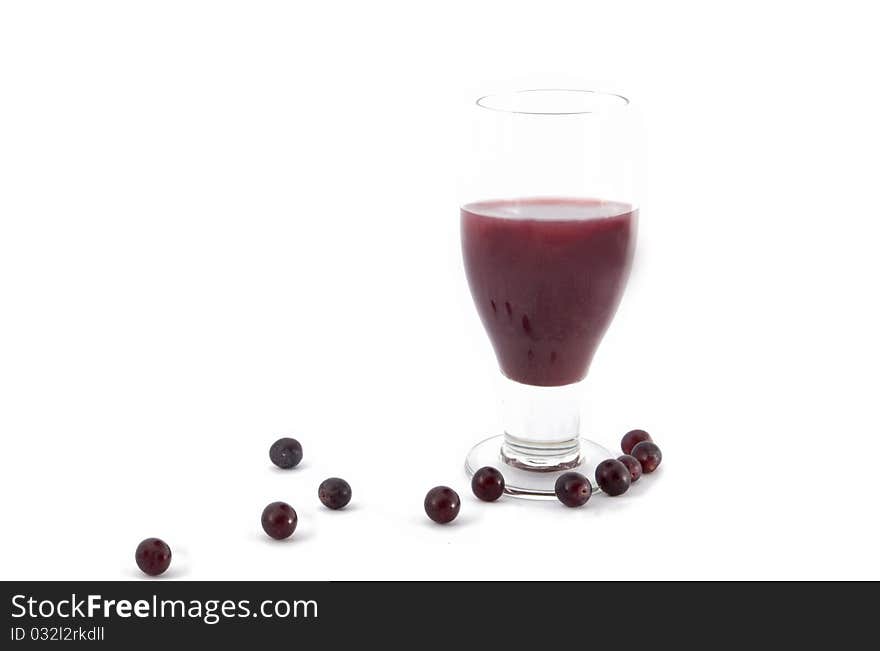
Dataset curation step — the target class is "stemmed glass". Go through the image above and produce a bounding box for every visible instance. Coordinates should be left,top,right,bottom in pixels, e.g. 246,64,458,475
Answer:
460,89,638,497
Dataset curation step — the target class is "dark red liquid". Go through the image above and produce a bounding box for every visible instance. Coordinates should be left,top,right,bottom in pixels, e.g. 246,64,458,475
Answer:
461,198,636,387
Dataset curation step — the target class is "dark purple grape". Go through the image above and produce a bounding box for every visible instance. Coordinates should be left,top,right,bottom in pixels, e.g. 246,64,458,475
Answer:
471,467,505,502
135,538,171,577
269,437,302,469
621,429,652,455
617,454,643,483
554,472,592,507
424,486,461,524
595,459,632,496
318,477,352,510
632,441,662,473
261,501,298,539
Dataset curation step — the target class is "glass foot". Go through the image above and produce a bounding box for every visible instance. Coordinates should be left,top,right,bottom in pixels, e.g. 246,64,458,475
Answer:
464,434,615,499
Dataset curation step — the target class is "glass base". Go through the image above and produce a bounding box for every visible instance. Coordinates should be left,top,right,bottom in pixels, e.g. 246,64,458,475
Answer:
464,434,614,500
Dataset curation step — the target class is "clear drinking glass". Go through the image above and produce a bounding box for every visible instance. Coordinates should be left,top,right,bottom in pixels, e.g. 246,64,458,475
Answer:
460,89,639,498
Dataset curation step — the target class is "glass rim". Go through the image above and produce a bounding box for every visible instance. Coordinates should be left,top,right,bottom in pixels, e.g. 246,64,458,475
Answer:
475,88,630,116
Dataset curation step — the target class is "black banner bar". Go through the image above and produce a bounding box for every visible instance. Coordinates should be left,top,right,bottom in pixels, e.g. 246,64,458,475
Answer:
1,581,872,645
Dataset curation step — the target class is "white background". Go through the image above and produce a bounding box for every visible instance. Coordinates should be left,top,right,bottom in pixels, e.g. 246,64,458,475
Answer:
2,0,879,581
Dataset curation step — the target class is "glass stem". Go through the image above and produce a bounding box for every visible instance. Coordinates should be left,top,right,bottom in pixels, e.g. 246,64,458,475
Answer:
499,376,583,471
